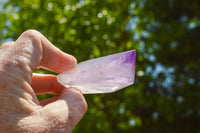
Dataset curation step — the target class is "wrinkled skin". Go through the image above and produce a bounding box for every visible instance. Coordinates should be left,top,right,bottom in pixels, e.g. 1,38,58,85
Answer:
0,30,87,133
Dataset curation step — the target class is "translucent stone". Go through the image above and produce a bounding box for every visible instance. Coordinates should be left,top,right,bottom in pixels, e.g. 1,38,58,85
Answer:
57,50,136,94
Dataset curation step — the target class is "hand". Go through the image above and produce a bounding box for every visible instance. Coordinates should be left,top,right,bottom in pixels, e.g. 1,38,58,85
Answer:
0,30,87,133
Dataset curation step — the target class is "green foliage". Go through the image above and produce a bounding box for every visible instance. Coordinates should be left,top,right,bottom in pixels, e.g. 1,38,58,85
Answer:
1,0,200,132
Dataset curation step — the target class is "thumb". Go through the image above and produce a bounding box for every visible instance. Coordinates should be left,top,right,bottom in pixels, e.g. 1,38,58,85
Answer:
38,88,87,132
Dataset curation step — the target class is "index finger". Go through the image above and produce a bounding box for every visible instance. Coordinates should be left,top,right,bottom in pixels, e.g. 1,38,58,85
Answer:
16,30,77,73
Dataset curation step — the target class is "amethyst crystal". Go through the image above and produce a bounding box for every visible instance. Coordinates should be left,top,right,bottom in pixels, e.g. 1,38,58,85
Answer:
57,50,136,94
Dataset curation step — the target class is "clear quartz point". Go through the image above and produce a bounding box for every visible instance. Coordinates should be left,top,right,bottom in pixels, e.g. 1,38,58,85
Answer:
57,50,136,94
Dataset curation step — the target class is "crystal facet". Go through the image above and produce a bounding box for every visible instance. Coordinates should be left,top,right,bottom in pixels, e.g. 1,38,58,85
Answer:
57,50,136,94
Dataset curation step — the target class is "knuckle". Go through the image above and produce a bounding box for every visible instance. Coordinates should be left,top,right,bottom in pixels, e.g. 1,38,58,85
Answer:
22,29,40,37
19,29,41,44
16,29,43,69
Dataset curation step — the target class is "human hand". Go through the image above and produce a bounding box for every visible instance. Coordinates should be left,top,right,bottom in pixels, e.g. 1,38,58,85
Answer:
0,30,87,133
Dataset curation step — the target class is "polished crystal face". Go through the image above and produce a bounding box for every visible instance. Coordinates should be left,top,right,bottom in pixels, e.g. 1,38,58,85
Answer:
57,50,136,94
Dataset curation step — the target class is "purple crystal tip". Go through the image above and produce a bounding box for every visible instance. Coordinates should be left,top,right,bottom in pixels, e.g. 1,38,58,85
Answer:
120,50,136,83
123,50,136,63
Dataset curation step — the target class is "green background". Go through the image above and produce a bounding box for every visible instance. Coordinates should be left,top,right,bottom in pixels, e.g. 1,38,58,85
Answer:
0,0,200,132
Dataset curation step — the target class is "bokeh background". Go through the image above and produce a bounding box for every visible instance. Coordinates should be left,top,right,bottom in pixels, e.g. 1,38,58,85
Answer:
0,0,200,132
